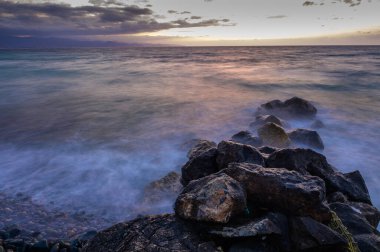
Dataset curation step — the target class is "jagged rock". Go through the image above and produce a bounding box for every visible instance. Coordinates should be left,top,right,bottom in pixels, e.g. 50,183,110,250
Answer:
347,202,380,228
143,171,182,203
289,216,348,251
287,128,324,150
187,139,217,159
216,141,265,170
250,115,285,128
311,119,325,129
84,214,220,252
329,202,377,235
354,234,380,252
256,97,317,119
181,147,218,186
229,239,280,252
231,131,262,147
266,148,371,204
327,192,348,203
221,163,331,222
175,173,247,223
258,146,279,155
257,123,290,148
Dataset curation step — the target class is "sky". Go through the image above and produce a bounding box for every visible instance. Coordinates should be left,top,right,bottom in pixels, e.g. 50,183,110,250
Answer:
0,0,380,47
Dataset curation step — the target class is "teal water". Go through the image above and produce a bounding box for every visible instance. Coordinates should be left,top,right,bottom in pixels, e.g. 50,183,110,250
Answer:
0,46,379,222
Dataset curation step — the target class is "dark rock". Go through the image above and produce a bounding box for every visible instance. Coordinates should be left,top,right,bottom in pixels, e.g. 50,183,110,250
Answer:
4,239,25,251
221,163,331,222
31,239,49,252
186,139,217,160
258,146,279,155
231,131,262,147
287,128,324,150
75,230,98,242
257,123,291,148
311,119,325,129
229,239,280,252
354,234,380,252
143,171,182,203
330,202,376,235
4,225,21,239
0,246,4,252
289,216,348,251
266,148,371,204
181,147,218,186
84,214,220,252
50,243,60,252
0,231,8,240
257,97,317,119
216,141,265,170
250,115,285,128
327,192,348,203
347,202,380,228
175,173,247,223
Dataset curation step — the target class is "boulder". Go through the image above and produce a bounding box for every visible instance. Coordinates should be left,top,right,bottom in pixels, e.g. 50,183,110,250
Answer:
181,147,218,186
186,139,217,160
289,216,348,251
257,123,290,148
266,148,371,204
84,214,220,252
258,146,279,155
221,163,331,222
311,119,325,129
175,173,247,223
327,192,348,204
347,202,380,228
287,128,324,150
354,234,380,252
257,97,317,119
143,171,182,203
231,131,262,147
250,115,285,128
216,141,265,170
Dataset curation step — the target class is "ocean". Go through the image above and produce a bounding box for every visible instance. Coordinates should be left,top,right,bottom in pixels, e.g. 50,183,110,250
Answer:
0,46,379,235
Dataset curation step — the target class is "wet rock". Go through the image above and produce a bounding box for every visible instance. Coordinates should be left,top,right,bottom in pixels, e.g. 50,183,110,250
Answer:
258,146,279,155
330,202,376,235
175,173,247,223
186,139,217,160
222,163,331,222
31,239,49,252
354,233,380,252
50,243,60,252
229,239,280,252
289,216,348,251
231,131,262,147
287,128,324,150
181,147,218,186
216,141,265,170
143,171,182,203
250,115,285,128
327,192,348,203
84,214,220,252
311,119,325,129
266,148,371,204
346,202,380,228
257,97,317,119
257,123,290,148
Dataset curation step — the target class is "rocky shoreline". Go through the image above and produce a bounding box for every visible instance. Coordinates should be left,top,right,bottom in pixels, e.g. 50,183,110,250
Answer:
1,97,379,251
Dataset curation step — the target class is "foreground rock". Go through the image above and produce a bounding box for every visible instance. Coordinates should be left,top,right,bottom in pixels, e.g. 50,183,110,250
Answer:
257,97,317,119
84,214,220,252
288,128,324,150
257,123,291,148
175,173,247,223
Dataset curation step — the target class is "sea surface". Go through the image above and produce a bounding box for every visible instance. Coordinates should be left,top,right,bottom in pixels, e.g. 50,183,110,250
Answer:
0,46,379,233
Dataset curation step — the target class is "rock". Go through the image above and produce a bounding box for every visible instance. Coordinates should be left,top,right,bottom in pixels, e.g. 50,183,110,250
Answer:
181,147,218,186
221,163,331,222
311,119,325,129
31,239,49,252
229,240,280,252
257,97,317,119
186,139,217,160
354,234,380,252
250,115,285,128
84,214,220,252
230,131,262,147
0,246,4,252
175,173,247,223
287,128,324,150
329,202,376,235
50,243,60,252
257,123,290,148
143,171,182,203
75,230,98,242
266,148,371,204
216,141,265,170
327,192,348,203
289,216,348,251
346,202,380,228
258,146,279,155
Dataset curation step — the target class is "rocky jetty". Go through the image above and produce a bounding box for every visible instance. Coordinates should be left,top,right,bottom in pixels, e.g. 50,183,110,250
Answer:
82,97,379,252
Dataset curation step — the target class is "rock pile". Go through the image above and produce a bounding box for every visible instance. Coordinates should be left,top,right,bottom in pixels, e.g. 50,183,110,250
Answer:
84,97,379,252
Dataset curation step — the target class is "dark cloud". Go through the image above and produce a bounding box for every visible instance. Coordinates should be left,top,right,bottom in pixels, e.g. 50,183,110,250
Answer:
267,15,287,19
190,16,202,19
303,1,316,6
303,0,362,6
0,1,231,37
167,10,191,15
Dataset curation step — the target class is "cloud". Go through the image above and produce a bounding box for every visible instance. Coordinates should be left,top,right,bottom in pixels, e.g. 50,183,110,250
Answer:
190,16,202,19
303,0,362,6
0,1,231,37
267,15,287,19
303,1,316,6
167,10,191,14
